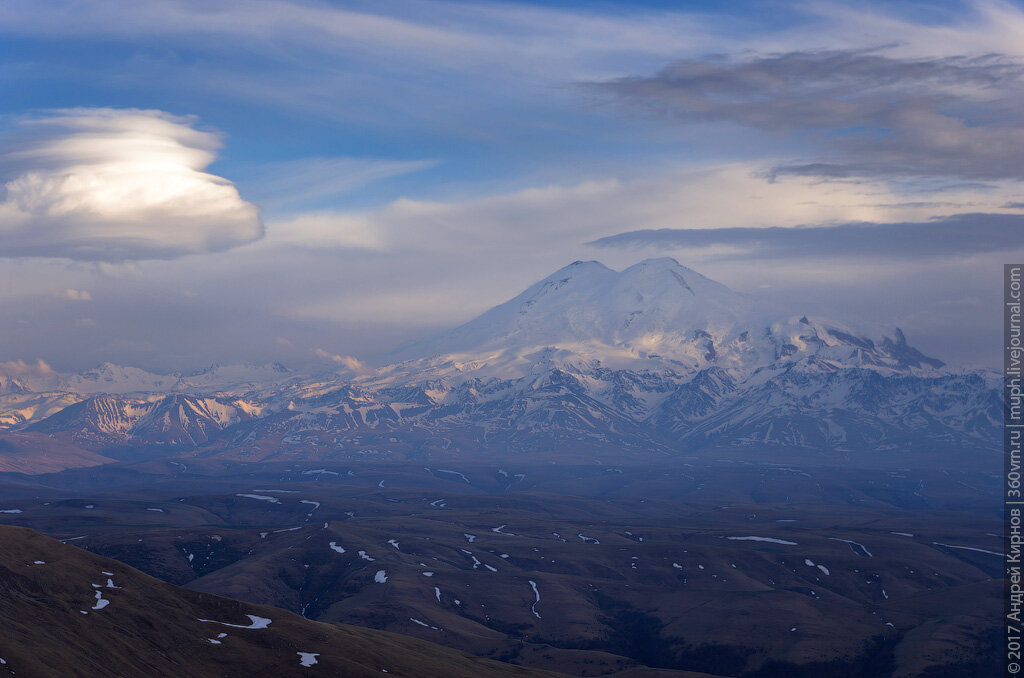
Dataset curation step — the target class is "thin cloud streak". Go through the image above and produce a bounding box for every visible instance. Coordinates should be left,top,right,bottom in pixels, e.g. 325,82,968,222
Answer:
0,0,704,79
240,157,438,212
588,213,1024,260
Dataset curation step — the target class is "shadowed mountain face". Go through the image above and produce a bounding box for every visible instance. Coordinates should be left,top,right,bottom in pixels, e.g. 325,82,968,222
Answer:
0,260,1001,472
0,525,560,678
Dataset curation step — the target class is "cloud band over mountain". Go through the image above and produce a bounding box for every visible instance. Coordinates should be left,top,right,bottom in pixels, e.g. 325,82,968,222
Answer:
588,212,1024,260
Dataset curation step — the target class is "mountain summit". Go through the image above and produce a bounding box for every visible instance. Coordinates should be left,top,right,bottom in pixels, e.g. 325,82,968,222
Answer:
388,258,943,379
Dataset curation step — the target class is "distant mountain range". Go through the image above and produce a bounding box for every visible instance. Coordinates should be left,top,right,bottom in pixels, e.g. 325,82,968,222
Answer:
0,259,1000,471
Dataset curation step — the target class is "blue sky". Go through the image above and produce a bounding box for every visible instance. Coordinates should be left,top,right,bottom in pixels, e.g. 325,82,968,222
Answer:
0,0,1023,372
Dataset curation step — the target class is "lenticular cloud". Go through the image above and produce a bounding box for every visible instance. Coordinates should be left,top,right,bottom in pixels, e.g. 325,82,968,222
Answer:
0,108,263,261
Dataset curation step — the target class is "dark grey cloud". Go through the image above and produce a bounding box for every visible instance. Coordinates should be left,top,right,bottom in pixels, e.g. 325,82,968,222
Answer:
591,50,1024,182
588,212,1024,260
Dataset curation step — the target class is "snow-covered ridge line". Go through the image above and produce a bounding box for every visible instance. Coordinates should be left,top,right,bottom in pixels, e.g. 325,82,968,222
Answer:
4,362,298,396
0,259,1000,456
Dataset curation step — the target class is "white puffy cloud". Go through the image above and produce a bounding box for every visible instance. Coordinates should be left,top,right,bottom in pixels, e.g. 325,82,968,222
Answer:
313,348,369,374
0,358,55,378
0,108,263,261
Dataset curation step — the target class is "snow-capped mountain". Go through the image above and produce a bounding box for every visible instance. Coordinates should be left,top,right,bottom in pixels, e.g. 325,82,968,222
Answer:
0,375,29,396
10,361,297,396
26,394,261,447
388,259,763,373
0,259,1001,464
382,258,947,381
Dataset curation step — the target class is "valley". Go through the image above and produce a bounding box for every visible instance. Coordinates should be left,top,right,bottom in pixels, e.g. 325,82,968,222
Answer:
0,457,1002,677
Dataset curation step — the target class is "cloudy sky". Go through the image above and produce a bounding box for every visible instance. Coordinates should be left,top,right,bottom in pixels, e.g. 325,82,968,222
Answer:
1,0,1022,373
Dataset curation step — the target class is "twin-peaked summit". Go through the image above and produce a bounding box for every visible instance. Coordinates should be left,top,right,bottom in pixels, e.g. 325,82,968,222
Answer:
388,257,943,379
397,259,753,361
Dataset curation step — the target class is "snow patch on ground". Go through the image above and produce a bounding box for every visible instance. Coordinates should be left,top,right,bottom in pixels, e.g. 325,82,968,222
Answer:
528,580,541,619
436,469,471,483
828,537,873,557
408,618,438,629
198,614,272,629
933,542,1003,556
235,494,280,503
727,536,797,545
